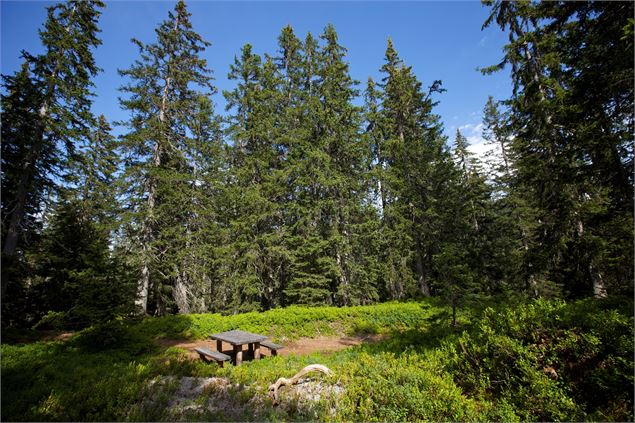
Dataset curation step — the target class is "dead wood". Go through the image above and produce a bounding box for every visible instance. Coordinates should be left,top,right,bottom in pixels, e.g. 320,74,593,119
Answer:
268,364,333,405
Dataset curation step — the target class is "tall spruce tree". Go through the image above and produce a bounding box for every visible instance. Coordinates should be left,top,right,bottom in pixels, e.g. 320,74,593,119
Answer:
374,39,450,299
118,0,219,315
483,0,634,297
278,25,377,305
25,115,133,327
1,0,104,300
316,25,378,305
173,94,225,314
222,44,290,312
282,28,336,305
434,130,494,325
481,96,538,293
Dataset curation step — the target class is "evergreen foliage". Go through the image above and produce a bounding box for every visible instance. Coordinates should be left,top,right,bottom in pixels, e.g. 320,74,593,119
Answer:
1,0,104,301
222,44,290,312
29,196,135,327
482,0,634,298
118,0,221,315
371,39,452,300
2,0,632,330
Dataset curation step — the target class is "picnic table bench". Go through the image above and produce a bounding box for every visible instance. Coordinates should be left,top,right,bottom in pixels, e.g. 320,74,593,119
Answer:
210,329,268,365
260,340,284,356
194,347,231,367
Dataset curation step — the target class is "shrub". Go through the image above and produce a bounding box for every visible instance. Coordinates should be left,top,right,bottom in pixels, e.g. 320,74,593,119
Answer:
444,298,634,421
2,297,632,422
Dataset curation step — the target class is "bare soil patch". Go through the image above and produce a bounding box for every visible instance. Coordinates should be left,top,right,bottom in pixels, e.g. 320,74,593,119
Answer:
40,330,76,342
157,334,385,360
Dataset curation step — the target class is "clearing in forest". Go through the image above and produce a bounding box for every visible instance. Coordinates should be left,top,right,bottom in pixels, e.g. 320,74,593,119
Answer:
157,334,386,360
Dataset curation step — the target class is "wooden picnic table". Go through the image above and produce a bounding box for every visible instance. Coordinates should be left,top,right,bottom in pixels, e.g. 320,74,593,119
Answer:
210,329,268,365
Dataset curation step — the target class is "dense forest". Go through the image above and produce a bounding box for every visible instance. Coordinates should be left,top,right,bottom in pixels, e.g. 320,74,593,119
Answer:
1,0,633,330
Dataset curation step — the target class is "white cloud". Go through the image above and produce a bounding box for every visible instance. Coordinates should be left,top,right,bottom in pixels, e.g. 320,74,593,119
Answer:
454,122,500,165
467,135,499,160
458,122,484,134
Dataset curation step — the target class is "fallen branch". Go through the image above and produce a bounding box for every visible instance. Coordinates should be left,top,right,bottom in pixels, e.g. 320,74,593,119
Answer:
268,364,333,405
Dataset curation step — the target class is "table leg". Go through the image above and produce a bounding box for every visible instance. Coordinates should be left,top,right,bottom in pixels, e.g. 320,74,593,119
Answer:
254,342,261,359
234,344,243,366
216,340,223,353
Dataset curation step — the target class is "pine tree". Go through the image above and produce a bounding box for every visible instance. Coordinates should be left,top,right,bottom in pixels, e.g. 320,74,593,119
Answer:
173,94,225,314
278,25,377,305
118,0,219,315
434,130,494,325
1,0,104,300
364,77,386,216
29,192,135,327
25,113,136,328
481,96,537,293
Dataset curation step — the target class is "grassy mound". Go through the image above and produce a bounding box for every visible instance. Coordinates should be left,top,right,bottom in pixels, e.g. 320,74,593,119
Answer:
1,297,632,421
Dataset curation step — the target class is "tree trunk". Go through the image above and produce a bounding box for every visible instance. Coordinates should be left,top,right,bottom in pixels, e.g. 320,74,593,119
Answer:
174,267,189,314
1,161,35,298
590,263,607,298
136,10,180,315
2,166,32,256
136,148,157,313
2,70,58,299
452,299,457,327
414,233,430,296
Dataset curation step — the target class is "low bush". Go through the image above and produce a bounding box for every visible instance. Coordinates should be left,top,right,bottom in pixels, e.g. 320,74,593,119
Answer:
2,297,632,421
443,298,634,421
132,300,439,341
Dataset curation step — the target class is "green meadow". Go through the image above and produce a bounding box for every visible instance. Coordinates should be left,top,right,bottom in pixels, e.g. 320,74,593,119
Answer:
2,297,632,422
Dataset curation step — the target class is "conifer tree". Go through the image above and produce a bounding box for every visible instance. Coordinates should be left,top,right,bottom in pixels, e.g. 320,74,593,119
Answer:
1,0,104,300
29,192,135,327
434,130,493,325
364,77,387,216
317,25,378,305
173,94,225,314
278,25,377,305
1,63,44,303
374,39,450,299
118,0,219,314
222,44,290,312
282,28,335,305
483,0,634,297
481,96,537,292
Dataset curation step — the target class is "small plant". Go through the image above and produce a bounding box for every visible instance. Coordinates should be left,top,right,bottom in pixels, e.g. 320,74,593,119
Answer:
2,297,632,422
32,311,68,331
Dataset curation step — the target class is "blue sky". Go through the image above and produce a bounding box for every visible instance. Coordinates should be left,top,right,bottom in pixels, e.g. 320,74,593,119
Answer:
1,1,511,152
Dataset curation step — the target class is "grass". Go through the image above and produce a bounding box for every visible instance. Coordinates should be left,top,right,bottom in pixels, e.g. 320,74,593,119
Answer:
2,297,633,421
131,299,441,341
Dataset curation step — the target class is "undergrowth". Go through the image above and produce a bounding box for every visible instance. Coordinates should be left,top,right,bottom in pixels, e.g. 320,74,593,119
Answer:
1,297,632,421
131,300,440,341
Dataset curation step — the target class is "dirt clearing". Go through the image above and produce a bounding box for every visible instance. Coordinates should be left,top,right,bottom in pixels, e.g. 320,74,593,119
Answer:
157,334,385,360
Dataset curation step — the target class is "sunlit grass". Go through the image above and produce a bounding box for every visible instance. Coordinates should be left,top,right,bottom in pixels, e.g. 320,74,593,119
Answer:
2,297,632,421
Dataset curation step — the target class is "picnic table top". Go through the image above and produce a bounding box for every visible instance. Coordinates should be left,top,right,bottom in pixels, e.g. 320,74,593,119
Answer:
210,329,268,346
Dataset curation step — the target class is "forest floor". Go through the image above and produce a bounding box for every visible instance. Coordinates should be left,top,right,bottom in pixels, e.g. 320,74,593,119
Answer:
156,333,386,360
4,299,632,422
